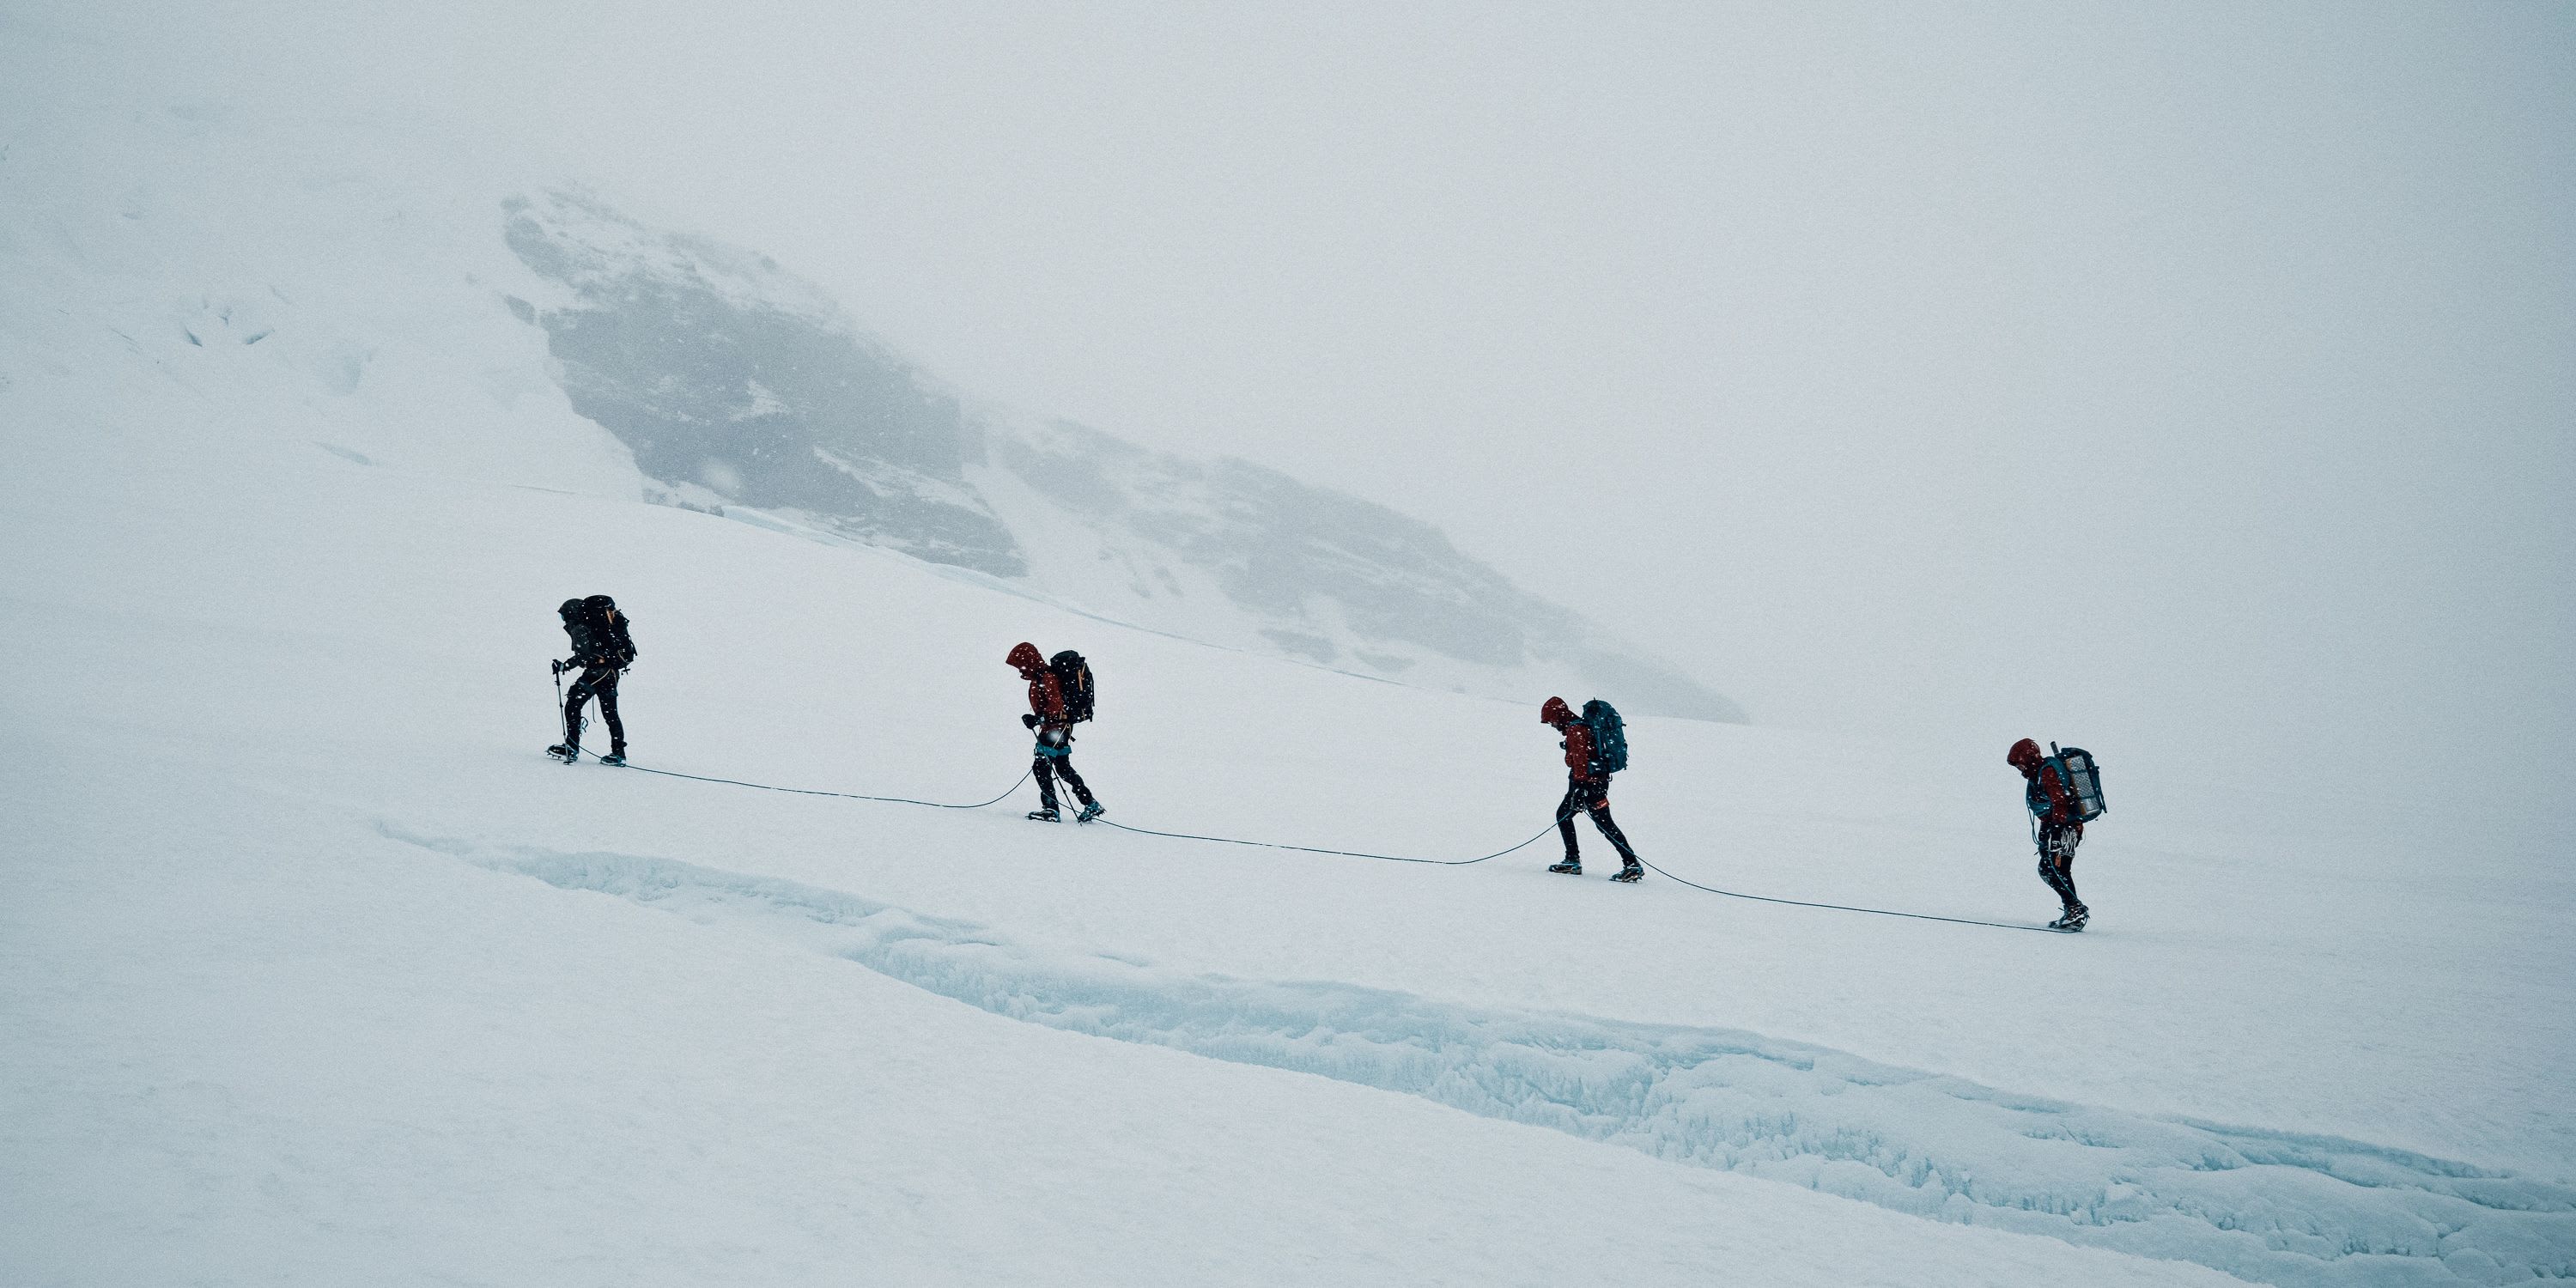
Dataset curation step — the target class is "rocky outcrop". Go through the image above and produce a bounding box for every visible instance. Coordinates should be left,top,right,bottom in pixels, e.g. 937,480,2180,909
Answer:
504,190,1744,722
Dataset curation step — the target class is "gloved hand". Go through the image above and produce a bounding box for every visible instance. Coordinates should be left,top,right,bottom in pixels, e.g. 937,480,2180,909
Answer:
550,659,564,675
1022,714,1038,729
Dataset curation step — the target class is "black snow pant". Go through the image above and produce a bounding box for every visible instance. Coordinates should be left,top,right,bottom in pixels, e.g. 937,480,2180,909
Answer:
564,664,623,753
1557,778,1639,869
1033,727,1095,812
2036,820,2083,911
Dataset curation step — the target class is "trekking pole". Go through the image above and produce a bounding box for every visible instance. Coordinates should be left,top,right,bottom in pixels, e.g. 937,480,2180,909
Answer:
550,659,564,741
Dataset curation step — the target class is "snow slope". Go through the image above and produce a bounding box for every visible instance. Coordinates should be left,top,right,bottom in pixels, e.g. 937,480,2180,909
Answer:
7,33,2575,1288
9,367,2576,1284
0,42,1741,725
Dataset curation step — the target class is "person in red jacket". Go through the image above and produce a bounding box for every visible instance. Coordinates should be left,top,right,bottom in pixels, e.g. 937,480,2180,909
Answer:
1541,696,1643,883
1010,641,1103,823
2009,737,2087,930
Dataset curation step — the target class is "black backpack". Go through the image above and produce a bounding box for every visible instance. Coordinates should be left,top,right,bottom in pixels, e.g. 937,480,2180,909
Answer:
1049,650,1094,723
580,594,637,666
559,598,599,658
1580,699,1628,775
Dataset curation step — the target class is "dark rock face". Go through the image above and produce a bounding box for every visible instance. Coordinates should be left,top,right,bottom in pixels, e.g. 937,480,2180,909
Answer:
988,426,1748,724
505,192,1024,576
502,190,1745,723
996,422,1528,667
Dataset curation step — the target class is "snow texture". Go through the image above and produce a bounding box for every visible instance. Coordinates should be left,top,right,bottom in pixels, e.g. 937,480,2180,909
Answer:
6,25,2571,1288
398,833,2576,1288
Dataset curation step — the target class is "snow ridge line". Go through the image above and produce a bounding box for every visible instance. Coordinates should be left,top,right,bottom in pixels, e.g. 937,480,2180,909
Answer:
393,829,2576,1287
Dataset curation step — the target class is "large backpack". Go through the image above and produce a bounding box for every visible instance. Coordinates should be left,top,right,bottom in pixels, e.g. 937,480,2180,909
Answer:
2050,744,2106,822
1049,650,1095,723
1580,699,1628,775
580,594,637,667
559,598,599,658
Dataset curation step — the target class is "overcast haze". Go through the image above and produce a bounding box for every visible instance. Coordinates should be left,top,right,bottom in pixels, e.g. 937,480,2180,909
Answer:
25,0,2573,829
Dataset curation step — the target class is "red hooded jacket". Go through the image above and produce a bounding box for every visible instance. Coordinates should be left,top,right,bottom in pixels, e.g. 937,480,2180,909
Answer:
1009,642,1068,729
1562,722,1601,782
2010,738,2081,827
1542,696,1602,784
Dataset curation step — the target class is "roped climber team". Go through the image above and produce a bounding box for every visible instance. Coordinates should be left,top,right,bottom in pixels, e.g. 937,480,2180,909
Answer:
538,596,2107,929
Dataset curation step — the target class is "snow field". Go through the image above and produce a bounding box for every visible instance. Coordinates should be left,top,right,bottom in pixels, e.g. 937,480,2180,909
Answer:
398,833,2576,1287
5,733,2243,1288
3,410,2571,1284
5,54,2572,1284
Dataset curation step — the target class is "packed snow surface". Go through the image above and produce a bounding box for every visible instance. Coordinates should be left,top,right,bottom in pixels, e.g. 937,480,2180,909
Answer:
6,39,2574,1288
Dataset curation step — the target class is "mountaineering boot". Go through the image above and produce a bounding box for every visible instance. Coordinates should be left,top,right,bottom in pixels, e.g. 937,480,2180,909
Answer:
1610,863,1644,884
2049,904,2089,932
546,744,578,763
1547,860,1583,876
1076,801,1105,823
1027,807,1060,823
599,748,626,767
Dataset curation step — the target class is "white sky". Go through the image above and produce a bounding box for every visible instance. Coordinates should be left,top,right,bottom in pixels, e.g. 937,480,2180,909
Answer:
26,0,2575,820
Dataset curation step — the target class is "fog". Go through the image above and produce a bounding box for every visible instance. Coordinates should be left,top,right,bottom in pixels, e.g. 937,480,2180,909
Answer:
21,0,2572,835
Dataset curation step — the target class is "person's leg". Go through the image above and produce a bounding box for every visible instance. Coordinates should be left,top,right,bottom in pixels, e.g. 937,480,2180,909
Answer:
562,677,592,750
2037,824,2081,911
593,669,623,752
1054,756,1096,808
2036,852,2069,903
1553,781,1585,866
1586,792,1641,868
2053,825,2084,911
1032,756,1060,812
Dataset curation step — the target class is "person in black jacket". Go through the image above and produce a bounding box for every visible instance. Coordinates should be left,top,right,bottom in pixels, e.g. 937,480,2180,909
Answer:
548,594,636,764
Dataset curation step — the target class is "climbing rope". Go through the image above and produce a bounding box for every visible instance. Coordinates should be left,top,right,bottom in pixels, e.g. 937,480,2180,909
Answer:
551,750,2058,933
1102,814,2058,932
1637,859,2061,933
1092,815,1564,866
564,746,1031,811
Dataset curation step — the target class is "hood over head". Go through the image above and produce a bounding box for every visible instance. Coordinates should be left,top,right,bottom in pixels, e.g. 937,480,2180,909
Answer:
1006,641,1045,672
2008,738,2044,773
1540,696,1573,726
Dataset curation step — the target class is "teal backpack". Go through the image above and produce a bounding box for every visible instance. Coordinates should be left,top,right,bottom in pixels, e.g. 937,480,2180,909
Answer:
1581,700,1629,775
